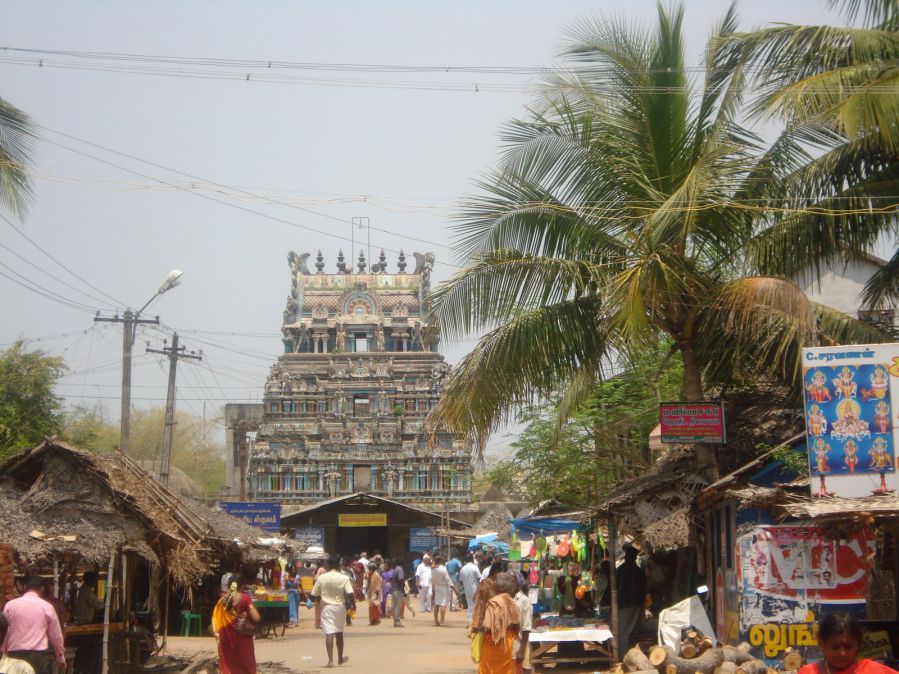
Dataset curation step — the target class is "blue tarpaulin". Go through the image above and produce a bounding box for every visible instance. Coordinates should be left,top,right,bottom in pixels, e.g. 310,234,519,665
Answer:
468,533,510,554
510,517,591,537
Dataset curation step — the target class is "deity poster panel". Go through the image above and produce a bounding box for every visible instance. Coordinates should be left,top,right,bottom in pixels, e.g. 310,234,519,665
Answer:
802,344,899,498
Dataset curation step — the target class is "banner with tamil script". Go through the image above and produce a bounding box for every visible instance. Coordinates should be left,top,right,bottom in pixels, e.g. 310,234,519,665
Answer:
659,402,725,444
736,525,873,664
802,343,899,497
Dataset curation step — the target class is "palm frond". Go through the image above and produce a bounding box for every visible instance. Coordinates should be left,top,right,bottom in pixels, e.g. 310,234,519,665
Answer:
861,248,899,309
426,296,611,459
0,98,37,217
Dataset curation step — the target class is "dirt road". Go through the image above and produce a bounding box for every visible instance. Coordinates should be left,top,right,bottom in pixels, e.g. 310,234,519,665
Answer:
166,602,474,674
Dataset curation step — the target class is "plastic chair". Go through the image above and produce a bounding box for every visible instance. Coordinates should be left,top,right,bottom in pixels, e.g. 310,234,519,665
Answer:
180,610,202,637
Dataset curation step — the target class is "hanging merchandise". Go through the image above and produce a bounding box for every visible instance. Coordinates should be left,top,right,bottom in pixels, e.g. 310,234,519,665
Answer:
509,529,521,560
557,539,570,558
535,535,547,560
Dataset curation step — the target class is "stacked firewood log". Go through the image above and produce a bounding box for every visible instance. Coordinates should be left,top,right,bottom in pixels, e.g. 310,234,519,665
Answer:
615,638,804,674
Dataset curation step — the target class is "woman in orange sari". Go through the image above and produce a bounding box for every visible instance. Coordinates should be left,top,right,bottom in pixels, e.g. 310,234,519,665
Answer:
212,575,261,674
471,572,520,674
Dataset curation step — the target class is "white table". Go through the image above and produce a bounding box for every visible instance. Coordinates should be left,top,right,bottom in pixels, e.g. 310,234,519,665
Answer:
529,627,614,669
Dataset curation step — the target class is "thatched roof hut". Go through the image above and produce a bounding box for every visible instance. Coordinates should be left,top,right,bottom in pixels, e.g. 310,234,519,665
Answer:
0,440,299,585
591,387,804,552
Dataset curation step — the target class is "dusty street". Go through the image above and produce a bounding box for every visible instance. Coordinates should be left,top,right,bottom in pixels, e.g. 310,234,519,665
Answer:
165,601,474,674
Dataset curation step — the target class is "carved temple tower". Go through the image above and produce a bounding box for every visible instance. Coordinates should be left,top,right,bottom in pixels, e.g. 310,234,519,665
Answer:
249,249,474,511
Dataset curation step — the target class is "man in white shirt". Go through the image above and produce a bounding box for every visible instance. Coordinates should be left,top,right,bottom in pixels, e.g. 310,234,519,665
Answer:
459,555,481,621
358,551,369,595
414,557,432,613
311,557,354,668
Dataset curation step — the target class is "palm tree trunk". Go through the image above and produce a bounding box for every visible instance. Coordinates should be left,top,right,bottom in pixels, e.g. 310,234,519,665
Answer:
678,341,719,481
679,341,704,401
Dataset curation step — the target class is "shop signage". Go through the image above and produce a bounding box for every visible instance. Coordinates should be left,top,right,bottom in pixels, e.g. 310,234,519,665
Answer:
338,513,387,527
294,527,325,547
802,343,899,497
659,402,725,443
409,527,438,552
221,501,281,532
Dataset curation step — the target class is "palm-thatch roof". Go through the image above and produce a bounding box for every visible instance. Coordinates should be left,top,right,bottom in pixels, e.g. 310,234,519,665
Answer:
591,386,804,552
728,485,899,538
0,440,300,585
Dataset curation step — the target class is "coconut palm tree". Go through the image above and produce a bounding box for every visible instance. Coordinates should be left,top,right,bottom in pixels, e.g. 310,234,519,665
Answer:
427,2,885,469
0,97,37,217
728,0,899,308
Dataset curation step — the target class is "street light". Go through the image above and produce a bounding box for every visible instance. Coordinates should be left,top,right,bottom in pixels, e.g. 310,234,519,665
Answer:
97,269,183,454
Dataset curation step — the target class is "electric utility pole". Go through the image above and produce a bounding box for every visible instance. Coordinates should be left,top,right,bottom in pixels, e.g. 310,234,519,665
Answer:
146,333,201,487
94,310,160,454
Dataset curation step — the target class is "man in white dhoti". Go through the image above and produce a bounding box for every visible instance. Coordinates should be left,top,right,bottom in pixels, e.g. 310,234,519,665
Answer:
312,556,354,667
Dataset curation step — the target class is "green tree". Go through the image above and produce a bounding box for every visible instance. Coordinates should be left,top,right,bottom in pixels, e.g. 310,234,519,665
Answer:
0,341,65,459
428,2,884,475
0,97,37,217
728,0,899,308
488,341,683,508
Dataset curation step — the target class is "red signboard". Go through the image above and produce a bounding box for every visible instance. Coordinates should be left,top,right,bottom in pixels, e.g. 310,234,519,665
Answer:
660,402,726,444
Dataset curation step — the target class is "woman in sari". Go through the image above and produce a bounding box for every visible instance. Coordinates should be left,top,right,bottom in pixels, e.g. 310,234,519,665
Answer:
212,575,261,674
470,572,520,674
380,560,395,618
367,563,382,625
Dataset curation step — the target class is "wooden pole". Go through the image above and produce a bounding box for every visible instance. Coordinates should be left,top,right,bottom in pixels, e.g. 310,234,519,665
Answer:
609,517,620,663
101,552,116,674
161,571,170,653
53,560,59,599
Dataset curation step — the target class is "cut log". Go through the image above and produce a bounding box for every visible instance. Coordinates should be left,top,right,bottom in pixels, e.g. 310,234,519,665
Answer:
699,637,714,654
666,664,678,674
681,644,699,659
783,651,803,671
714,662,739,674
735,659,770,674
624,646,656,673
649,646,669,668
722,644,753,664
648,645,724,674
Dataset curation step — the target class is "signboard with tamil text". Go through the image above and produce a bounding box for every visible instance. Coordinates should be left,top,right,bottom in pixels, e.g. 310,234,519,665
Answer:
409,527,438,552
338,513,387,527
802,343,899,497
659,402,725,444
221,501,281,533
293,527,325,547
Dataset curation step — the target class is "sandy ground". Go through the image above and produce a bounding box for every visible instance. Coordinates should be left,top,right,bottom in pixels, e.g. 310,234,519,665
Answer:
164,601,476,674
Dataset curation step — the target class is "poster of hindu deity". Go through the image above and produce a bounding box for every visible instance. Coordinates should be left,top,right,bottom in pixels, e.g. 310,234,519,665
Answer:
802,343,899,498
736,525,874,664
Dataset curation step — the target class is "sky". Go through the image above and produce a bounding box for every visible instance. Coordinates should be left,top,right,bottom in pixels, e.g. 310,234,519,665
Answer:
1,0,847,458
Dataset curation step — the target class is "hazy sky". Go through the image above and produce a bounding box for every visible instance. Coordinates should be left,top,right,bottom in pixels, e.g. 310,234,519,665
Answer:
2,1,845,456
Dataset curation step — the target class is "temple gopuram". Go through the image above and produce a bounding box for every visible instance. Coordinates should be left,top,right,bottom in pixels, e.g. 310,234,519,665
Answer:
249,248,474,512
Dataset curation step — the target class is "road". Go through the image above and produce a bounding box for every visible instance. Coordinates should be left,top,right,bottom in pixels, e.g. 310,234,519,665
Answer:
165,601,475,674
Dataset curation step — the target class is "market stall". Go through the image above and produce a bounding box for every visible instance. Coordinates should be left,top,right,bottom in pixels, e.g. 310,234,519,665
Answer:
502,514,614,670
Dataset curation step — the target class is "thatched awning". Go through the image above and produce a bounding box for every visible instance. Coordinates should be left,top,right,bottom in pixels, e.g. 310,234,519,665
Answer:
728,486,899,537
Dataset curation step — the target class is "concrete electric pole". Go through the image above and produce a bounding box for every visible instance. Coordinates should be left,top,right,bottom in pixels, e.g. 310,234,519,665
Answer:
93,270,183,454
146,333,201,487
94,309,160,454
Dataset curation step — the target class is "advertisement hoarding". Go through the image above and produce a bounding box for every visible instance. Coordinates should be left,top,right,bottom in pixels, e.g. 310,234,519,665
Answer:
659,402,726,444
802,344,899,497
220,501,281,532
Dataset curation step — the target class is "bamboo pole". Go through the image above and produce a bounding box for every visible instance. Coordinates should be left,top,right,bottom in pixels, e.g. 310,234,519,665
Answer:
101,552,116,674
161,570,170,653
609,517,619,663
53,560,59,599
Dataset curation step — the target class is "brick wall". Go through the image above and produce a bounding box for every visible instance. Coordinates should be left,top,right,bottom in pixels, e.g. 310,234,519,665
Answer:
0,544,15,609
